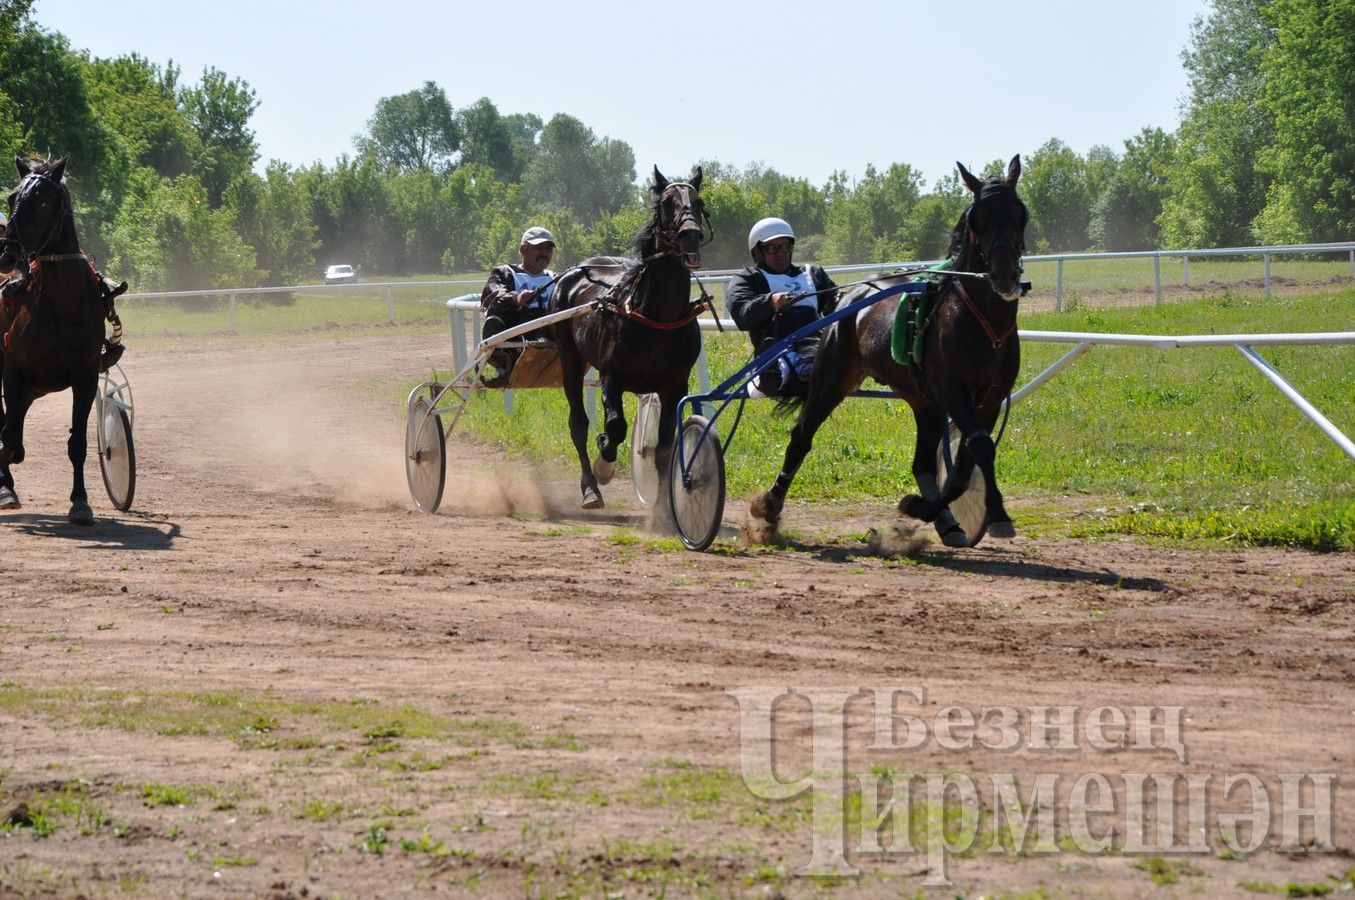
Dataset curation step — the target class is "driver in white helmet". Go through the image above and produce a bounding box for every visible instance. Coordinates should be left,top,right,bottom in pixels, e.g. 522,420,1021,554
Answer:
726,217,837,397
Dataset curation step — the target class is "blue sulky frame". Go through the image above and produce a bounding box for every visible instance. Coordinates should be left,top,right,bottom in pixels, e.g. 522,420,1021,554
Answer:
668,279,931,550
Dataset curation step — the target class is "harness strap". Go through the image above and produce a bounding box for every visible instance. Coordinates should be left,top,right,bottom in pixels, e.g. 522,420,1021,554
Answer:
952,277,1015,349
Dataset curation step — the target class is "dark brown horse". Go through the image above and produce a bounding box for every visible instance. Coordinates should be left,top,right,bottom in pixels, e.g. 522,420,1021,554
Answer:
0,156,106,524
550,166,707,512
750,155,1028,547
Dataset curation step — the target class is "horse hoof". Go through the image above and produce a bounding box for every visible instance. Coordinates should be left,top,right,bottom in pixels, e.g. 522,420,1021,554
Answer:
899,494,933,522
581,487,604,510
593,456,615,486
939,525,971,548
743,516,778,546
0,486,20,510
988,520,1017,539
68,502,94,526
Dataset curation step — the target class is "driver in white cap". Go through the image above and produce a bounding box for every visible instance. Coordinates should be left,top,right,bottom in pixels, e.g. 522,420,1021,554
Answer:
479,225,557,387
726,217,837,397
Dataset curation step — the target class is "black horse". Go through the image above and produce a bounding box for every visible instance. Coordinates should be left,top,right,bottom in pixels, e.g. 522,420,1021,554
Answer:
0,156,107,524
550,166,707,512
750,155,1028,547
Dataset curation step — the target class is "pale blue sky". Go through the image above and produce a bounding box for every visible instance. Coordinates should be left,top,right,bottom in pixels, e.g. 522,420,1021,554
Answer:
35,0,1211,188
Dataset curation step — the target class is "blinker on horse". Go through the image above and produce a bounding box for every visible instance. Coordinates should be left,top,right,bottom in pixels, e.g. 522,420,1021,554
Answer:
0,156,107,524
550,166,708,514
749,154,1029,547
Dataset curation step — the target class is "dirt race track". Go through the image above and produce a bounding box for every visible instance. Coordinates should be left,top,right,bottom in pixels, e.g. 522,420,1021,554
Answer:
1,328,1352,899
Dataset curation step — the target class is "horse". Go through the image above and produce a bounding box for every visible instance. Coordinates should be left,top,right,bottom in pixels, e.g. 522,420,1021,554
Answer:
749,155,1029,547
550,166,707,513
0,156,107,524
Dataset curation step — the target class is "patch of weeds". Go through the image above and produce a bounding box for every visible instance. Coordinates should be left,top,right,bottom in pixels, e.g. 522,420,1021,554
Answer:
1132,856,1204,885
489,771,593,802
400,830,449,856
211,855,257,868
358,823,391,855
297,800,346,822
142,783,192,807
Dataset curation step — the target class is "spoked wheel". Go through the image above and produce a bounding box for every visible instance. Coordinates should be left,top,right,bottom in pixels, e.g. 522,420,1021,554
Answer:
406,394,447,513
631,393,661,507
668,415,725,551
936,422,989,547
98,405,136,511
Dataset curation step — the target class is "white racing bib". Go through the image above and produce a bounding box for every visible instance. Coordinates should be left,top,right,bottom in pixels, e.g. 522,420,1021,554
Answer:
513,269,556,309
760,267,817,311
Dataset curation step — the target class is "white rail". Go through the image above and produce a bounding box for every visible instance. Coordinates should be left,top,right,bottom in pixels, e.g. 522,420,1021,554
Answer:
445,296,1354,461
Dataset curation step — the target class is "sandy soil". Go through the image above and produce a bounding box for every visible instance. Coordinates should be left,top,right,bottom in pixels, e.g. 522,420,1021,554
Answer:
0,327,1351,899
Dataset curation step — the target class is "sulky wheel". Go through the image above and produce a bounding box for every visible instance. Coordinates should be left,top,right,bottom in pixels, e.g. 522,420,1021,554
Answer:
406,395,446,514
98,405,136,511
936,422,989,547
630,393,662,507
668,415,725,551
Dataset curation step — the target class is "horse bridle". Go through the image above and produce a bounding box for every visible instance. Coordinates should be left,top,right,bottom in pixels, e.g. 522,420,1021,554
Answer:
1,172,73,264
648,181,713,260
961,187,1025,283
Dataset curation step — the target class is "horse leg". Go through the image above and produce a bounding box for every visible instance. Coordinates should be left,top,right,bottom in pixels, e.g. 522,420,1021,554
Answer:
0,369,30,467
67,374,96,525
907,390,1015,541
646,384,682,534
591,380,626,486
748,388,847,542
0,373,13,509
561,361,603,509
899,409,969,547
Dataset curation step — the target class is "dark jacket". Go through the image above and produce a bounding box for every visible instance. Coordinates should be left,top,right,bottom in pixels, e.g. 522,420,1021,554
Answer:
725,263,838,348
480,264,553,322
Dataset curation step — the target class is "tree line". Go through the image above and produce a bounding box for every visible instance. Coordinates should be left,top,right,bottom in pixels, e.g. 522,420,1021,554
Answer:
1,0,1349,292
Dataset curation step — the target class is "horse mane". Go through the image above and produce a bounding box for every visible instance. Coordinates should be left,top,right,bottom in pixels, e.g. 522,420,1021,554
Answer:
606,181,668,299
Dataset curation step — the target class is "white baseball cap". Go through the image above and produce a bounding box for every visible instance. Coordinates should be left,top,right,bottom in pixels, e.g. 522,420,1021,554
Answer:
521,226,555,246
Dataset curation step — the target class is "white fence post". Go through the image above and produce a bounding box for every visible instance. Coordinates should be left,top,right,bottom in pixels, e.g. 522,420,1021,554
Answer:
1055,258,1064,312
229,293,237,331
1182,256,1190,287
1264,253,1272,299
1154,254,1162,307
385,285,395,325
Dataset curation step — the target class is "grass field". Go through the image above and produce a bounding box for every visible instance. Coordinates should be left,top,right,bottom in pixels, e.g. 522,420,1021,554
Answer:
448,286,1354,551
120,254,1355,337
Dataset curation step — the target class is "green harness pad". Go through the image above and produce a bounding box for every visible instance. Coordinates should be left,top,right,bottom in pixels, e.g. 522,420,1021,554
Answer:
890,261,952,365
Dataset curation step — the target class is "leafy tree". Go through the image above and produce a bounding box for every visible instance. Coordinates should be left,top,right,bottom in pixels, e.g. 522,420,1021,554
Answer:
228,161,317,284
0,22,119,255
1158,0,1274,247
1091,128,1175,250
82,53,197,179
521,113,635,222
696,176,769,270
303,154,401,274
1254,0,1355,241
438,163,507,273
355,81,459,174
0,0,34,158
179,66,259,207
456,97,535,184
823,163,924,263
903,172,970,262
1022,139,1093,251
107,167,256,291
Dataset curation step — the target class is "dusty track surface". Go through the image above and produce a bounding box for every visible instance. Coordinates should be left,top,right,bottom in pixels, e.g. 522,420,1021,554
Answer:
1,328,1352,898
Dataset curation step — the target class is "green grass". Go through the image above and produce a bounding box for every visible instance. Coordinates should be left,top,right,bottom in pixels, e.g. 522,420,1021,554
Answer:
448,287,1354,550
123,275,482,337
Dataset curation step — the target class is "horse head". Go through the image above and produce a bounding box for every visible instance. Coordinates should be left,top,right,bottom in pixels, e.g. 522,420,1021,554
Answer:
956,155,1027,302
650,165,706,270
0,156,73,272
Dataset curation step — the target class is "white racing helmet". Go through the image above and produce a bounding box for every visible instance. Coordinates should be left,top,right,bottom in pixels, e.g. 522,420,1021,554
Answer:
747,217,795,255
